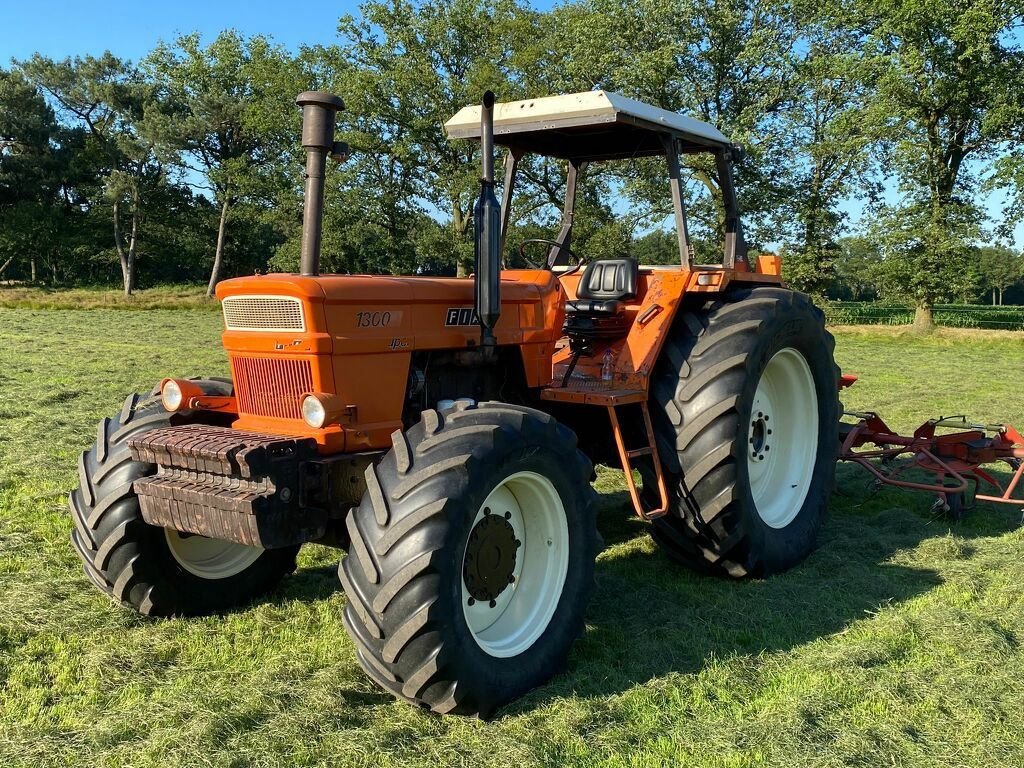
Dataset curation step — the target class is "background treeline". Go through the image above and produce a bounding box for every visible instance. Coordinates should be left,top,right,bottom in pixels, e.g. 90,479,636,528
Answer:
3,0,1024,324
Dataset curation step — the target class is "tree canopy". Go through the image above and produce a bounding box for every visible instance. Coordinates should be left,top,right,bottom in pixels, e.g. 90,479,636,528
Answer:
1,0,1023,312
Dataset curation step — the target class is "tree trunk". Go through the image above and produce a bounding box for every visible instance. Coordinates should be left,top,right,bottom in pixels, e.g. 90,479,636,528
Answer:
999,286,1004,306
914,303,935,331
112,198,133,296
126,199,139,295
993,287,997,305
30,255,37,283
207,196,231,298
0,254,14,278
452,197,471,277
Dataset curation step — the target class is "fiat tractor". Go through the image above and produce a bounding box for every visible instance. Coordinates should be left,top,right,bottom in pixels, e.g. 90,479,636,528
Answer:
71,89,895,716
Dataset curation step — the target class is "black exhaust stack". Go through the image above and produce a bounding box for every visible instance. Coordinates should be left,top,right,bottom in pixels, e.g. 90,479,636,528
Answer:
474,91,501,353
296,91,346,277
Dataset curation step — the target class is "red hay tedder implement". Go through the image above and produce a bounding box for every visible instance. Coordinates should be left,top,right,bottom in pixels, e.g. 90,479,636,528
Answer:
839,375,1024,520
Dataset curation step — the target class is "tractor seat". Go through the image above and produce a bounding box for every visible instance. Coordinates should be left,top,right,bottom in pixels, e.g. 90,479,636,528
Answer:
564,257,639,339
566,258,639,316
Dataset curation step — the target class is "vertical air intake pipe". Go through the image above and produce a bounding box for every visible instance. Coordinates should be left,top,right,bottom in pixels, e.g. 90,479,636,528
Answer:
474,91,501,353
296,91,345,277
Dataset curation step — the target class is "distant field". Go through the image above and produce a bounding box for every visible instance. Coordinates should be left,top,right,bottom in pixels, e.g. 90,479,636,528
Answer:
824,301,1024,331
0,285,216,310
1,308,1024,767
5,286,1022,332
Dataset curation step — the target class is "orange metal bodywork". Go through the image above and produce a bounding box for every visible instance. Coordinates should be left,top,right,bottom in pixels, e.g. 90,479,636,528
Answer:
214,264,782,456
216,270,565,451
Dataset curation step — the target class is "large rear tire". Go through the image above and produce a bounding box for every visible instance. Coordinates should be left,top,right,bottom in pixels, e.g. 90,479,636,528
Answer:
339,402,599,717
645,287,839,577
69,385,300,616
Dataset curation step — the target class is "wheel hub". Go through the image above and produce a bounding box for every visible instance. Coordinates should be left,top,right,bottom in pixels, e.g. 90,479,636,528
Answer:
749,410,772,460
463,509,520,604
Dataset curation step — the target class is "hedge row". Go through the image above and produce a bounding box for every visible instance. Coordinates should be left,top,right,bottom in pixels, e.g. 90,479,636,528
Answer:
823,302,1024,331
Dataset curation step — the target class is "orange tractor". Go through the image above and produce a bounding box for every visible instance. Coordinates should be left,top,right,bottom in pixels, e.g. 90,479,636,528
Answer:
70,89,844,716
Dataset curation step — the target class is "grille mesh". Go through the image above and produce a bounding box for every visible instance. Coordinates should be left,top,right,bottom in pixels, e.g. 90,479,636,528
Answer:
231,356,313,420
222,296,305,331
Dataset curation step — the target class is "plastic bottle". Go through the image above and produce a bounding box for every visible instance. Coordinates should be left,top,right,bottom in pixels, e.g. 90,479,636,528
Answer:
601,348,614,381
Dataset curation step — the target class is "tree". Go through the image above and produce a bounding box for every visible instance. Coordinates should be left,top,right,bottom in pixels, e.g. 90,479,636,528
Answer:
831,236,884,300
869,199,981,318
0,69,63,280
555,0,802,249
334,0,542,276
18,53,163,295
144,32,304,295
976,244,1024,304
780,21,875,294
854,0,1024,327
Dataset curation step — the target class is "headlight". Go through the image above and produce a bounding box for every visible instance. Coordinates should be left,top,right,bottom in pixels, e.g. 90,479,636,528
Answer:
162,379,184,411
301,394,328,429
300,392,346,429
160,378,203,412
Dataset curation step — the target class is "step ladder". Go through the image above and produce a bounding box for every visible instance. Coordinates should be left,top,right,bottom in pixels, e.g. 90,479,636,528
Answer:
607,400,670,521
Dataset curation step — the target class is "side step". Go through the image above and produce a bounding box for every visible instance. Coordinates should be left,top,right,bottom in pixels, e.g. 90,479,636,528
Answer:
542,386,670,520
129,424,327,548
607,400,670,521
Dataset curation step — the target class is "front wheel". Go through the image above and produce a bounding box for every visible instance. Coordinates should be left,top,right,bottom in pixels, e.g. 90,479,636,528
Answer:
339,402,599,717
69,387,300,616
645,287,839,578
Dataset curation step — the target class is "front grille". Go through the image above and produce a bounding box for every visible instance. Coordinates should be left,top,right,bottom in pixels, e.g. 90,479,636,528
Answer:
231,356,313,420
222,295,305,332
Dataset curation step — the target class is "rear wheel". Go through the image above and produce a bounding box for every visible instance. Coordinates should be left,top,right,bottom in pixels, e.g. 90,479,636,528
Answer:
645,287,839,577
339,402,599,717
69,386,300,616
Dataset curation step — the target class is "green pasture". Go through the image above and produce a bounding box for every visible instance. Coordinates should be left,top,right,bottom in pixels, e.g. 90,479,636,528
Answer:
1,307,1023,767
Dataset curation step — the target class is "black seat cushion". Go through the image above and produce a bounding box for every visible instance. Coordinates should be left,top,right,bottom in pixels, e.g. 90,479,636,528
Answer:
573,257,638,310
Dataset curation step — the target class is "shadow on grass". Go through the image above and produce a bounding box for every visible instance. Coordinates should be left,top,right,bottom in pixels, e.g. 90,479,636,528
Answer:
274,563,341,604
240,465,1022,718
503,466,1024,715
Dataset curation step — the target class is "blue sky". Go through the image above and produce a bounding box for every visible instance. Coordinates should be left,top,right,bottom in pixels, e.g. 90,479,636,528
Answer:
0,1,353,64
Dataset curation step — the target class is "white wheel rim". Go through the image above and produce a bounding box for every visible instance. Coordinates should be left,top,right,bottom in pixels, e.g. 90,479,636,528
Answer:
747,347,819,529
164,529,264,580
461,471,569,658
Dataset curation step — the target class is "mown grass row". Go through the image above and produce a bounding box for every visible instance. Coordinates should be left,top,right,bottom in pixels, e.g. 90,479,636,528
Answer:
824,302,1024,330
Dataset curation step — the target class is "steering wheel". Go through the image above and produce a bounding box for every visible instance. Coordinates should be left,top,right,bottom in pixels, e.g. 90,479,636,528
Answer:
517,239,585,275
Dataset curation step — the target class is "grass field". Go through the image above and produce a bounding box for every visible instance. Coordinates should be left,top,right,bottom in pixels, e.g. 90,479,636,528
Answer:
1,309,1023,768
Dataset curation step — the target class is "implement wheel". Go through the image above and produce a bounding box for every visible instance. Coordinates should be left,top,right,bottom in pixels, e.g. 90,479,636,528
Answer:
646,287,839,577
69,385,299,616
339,402,599,717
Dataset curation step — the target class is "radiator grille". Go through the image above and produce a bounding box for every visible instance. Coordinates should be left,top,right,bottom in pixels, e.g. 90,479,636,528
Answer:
231,356,313,420
222,295,305,332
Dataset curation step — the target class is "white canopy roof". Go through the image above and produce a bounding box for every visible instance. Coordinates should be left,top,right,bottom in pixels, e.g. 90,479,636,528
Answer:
444,90,731,158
